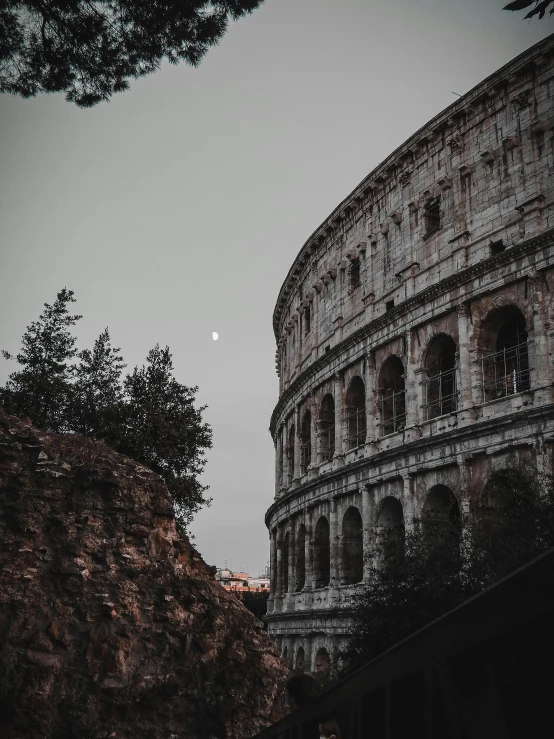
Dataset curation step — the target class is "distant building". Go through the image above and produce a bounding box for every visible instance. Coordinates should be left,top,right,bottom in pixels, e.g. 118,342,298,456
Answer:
216,568,270,593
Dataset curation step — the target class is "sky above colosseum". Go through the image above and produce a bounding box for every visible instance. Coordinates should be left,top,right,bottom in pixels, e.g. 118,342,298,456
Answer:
0,1,551,576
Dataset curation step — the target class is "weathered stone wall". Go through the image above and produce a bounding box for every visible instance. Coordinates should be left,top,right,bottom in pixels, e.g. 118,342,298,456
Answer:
0,410,287,739
266,35,554,673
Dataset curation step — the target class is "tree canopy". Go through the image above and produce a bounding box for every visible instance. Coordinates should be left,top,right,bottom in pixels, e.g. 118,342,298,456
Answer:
1,288,212,531
503,0,554,18
0,0,265,107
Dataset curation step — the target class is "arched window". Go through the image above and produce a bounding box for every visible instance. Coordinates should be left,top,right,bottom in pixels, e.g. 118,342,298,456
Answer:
295,647,306,673
282,531,290,593
300,410,311,474
422,485,461,568
345,377,367,450
287,424,295,484
376,496,405,569
478,468,531,530
341,507,363,584
315,647,330,675
296,524,306,591
319,394,335,461
424,335,457,419
314,516,330,588
480,306,530,401
379,356,406,436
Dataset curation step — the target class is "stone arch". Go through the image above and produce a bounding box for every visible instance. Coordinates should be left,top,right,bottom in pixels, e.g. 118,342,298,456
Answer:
319,394,335,461
341,506,363,584
424,334,457,419
300,409,311,473
378,356,406,435
296,524,306,591
287,425,295,484
376,496,405,567
295,647,306,673
422,485,461,566
282,531,290,593
345,376,367,450
479,305,530,400
478,467,533,527
314,516,330,588
314,647,330,675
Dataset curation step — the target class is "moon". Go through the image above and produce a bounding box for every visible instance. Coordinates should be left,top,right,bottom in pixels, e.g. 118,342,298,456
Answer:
212,332,219,341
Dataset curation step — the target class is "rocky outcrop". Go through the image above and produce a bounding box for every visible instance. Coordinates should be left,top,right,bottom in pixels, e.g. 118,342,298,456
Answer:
0,409,287,739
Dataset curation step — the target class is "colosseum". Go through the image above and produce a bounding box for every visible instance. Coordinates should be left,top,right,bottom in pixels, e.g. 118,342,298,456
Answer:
265,34,554,676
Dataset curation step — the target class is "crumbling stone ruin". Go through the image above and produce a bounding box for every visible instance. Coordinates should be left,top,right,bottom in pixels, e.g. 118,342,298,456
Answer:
0,409,287,739
266,34,554,673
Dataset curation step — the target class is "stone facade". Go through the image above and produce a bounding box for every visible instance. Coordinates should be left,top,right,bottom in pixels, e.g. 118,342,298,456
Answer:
265,35,554,674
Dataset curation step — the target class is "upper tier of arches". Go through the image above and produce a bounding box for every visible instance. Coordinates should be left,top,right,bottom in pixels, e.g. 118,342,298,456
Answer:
273,36,554,396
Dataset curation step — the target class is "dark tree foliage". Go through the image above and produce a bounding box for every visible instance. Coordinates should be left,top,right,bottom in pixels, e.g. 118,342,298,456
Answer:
232,589,270,624
339,467,554,677
1,288,212,531
1,288,82,432
0,0,265,107
503,0,554,18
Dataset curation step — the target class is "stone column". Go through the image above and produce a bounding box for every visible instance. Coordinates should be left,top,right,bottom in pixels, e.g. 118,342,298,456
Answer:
333,373,344,459
274,433,281,496
282,423,290,488
404,330,420,438
309,393,319,478
364,351,377,451
414,367,429,423
530,273,553,405
293,408,301,483
402,473,415,532
270,529,277,596
329,499,340,588
361,487,375,582
287,524,295,596
457,303,475,422
303,508,313,591
276,531,283,598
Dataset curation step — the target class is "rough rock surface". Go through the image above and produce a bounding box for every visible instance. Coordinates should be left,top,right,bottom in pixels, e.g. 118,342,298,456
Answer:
0,409,287,739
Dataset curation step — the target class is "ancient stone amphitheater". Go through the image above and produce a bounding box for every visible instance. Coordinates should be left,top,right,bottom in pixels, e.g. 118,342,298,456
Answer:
265,34,554,676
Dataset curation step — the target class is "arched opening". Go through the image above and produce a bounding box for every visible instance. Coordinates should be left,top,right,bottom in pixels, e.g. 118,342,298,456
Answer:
315,647,330,675
478,468,533,530
422,485,461,567
424,335,457,419
282,645,289,667
296,524,306,591
300,410,311,474
314,516,330,588
379,356,406,436
345,376,367,450
319,395,335,461
376,496,405,569
295,647,306,673
480,306,530,401
287,424,295,484
341,507,363,584
282,531,290,593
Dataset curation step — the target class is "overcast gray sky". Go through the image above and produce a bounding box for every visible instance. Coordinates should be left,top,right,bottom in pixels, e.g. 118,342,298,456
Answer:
0,1,551,576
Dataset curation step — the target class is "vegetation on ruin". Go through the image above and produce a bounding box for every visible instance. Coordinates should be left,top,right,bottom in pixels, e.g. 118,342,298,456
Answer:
338,467,554,677
0,287,212,531
0,0,265,107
